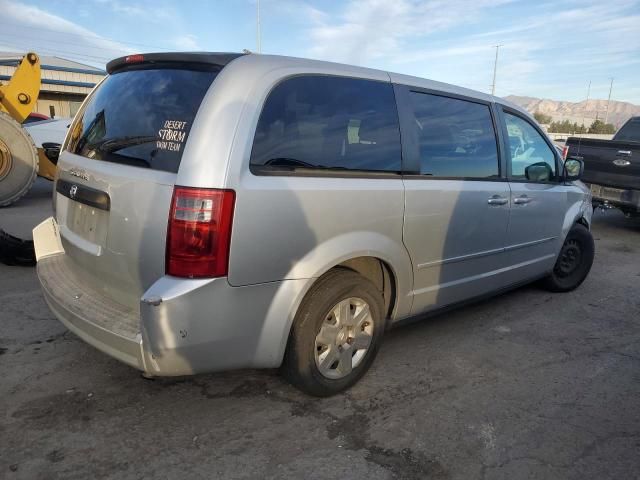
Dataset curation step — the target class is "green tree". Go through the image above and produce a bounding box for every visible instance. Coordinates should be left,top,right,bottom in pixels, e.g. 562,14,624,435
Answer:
573,122,587,134
548,119,583,133
588,119,616,134
533,111,552,124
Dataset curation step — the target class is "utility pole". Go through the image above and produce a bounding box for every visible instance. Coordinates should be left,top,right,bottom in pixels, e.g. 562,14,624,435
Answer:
604,77,614,125
581,80,591,130
490,44,502,96
256,0,262,53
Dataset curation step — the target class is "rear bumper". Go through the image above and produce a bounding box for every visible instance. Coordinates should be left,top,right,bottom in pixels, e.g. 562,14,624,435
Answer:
34,218,309,376
37,255,146,369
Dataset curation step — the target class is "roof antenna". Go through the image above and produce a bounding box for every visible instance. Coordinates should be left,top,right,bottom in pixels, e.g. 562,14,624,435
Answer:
576,80,591,158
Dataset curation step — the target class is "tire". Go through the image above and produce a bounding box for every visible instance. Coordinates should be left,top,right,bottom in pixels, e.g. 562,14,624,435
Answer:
0,229,36,266
0,112,39,207
542,223,594,292
281,268,385,397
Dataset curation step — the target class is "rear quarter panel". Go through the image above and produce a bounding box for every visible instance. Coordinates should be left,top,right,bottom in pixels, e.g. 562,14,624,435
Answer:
209,56,414,320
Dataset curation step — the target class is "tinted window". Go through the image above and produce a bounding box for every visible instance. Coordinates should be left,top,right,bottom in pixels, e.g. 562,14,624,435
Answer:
251,76,401,173
408,92,499,178
504,112,556,181
614,118,640,142
67,67,217,173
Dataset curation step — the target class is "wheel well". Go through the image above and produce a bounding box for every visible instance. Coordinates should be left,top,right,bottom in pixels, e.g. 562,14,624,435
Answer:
576,216,589,229
335,257,396,322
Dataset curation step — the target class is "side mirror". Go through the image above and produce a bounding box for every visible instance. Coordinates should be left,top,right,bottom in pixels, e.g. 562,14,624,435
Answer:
42,142,61,165
525,162,553,182
564,158,584,181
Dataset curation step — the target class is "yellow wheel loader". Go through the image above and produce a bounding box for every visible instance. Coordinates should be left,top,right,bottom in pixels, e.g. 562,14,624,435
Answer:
0,52,58,207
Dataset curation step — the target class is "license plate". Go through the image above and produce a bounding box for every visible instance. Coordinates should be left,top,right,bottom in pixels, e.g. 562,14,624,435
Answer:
601,187,625,202
67,201,100,239
56,194,108,250
590,184,624,202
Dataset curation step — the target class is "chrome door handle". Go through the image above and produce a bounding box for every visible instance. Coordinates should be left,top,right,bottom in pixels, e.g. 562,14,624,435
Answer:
514,195,532,205
487,195,508,205
617,150,632,157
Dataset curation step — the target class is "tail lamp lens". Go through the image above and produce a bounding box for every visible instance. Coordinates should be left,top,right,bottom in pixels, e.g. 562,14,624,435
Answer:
166,187,235,278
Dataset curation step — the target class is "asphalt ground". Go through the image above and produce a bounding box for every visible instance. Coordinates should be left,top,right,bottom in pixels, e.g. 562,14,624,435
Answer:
1,179,639,479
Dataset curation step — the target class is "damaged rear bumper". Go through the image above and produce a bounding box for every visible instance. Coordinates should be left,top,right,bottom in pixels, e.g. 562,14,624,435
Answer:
33,217,307,377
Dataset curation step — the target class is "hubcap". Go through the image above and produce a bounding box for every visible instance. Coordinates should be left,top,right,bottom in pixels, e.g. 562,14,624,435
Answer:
555,239,582,277
0,139,12,181
314,297,374,379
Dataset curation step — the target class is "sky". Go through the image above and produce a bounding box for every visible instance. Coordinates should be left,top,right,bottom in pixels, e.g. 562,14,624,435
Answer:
1,0,639,103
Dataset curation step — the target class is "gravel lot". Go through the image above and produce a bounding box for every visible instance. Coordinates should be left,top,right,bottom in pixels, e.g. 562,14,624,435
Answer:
1,179,639,480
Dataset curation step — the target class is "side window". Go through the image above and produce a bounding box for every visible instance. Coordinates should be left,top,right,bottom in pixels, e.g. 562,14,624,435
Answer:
504,112,557,182
614,117,640,142
250,76,401,173
408,92,499,178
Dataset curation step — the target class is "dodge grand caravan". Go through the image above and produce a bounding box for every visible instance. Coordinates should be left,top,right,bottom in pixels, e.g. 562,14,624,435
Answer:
33,52,594,396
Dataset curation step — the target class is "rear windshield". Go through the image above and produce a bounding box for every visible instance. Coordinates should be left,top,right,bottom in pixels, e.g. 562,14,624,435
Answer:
614,118,640,142
66,66,217,173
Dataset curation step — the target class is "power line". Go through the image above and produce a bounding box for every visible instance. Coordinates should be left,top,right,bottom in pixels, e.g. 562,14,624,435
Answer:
0,36,115,60
0,31,129,54
0,38,114,64
0,39,113,61
0,22,178,52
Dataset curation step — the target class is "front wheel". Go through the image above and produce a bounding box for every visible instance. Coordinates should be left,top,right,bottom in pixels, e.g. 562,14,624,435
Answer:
281,269,385,397
542,223,594,292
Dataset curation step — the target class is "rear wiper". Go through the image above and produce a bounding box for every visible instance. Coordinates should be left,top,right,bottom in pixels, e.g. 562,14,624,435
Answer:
264,157,349,170
95,136,158,153
264,157,315,168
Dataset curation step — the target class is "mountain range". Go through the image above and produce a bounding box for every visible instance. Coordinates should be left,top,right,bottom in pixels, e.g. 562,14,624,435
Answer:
504,95,640,128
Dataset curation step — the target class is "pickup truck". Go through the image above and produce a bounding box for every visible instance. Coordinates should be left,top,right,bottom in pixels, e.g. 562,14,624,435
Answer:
565,116,640,216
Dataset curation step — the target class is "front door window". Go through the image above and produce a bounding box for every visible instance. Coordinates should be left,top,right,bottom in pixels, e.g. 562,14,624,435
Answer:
504,112,557,182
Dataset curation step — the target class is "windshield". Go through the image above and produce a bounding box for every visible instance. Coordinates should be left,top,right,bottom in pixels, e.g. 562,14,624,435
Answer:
66,66,218,173
614,118,640,142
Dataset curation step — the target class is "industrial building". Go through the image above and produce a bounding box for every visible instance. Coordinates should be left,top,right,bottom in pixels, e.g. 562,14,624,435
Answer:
0,52,105,119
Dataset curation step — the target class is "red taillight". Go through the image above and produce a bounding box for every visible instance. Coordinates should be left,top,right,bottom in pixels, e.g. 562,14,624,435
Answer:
125,54,144,63
166,187,235,278
562,145,569,161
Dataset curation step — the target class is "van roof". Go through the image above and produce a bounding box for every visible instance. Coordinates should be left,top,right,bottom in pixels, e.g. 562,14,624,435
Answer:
106,51,529,117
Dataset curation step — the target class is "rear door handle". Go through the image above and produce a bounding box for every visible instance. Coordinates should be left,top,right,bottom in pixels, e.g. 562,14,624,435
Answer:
513,195,532,205
617,150,632,157
487,195,508,206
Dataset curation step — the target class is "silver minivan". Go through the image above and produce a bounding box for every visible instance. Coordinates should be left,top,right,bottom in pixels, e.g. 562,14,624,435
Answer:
33,52,594,396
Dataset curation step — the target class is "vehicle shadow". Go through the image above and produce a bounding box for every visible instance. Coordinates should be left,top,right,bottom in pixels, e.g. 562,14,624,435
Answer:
144,280,542,403
591,209,640,232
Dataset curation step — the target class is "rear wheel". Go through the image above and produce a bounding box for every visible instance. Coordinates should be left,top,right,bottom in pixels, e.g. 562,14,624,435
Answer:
0,112,39,207
281,269,385,397
542,223,594,292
